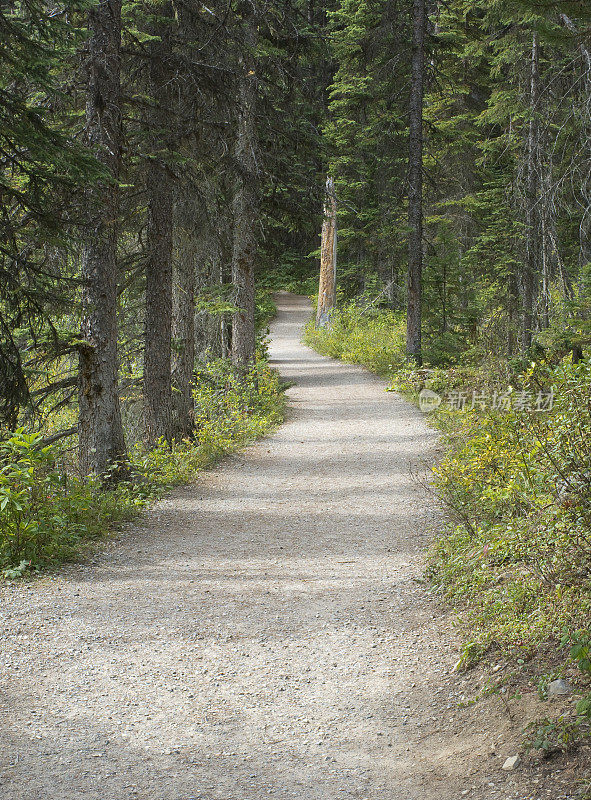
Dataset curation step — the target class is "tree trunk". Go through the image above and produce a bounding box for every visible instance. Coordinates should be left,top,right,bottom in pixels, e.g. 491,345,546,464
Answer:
560,14,591,74
406,0,426,365
171,227,196,440
316,176,337,328
231,8,259,368
78,0,127,479
521,31,540,352
144,2,174,447
540,190,550,330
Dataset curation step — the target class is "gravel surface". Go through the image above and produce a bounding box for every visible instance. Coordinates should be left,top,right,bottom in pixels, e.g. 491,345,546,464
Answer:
0,293,581,800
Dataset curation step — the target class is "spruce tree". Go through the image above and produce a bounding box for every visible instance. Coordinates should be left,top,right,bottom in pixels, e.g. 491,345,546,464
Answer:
143,0,175,446
78,0,127,478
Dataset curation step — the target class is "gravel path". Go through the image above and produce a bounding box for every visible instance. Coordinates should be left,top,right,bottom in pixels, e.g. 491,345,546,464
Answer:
0,293,549,800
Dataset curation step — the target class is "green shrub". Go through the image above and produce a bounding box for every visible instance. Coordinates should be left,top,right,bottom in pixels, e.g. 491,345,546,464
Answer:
563,629,591,724
525,716,581,755
1,357,284,576
303,302,407,377
0,430,66,567
427,358,591,656
0,430,146,573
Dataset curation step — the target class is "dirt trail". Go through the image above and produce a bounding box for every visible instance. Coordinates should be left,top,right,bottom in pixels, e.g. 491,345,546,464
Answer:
0,293,559,800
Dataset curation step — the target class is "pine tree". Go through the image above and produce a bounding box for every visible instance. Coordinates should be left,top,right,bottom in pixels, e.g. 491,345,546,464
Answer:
143,0,175,446
324,0,409,299
231,2,260,367
0,1,100,427
78,0,127,477
406,0,427,363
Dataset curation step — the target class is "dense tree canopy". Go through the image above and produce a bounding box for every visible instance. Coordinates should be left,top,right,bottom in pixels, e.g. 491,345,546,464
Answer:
0,0,589,470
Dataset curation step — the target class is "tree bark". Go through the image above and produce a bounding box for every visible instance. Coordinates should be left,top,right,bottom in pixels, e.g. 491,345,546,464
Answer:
171,226,196,440
78,0,127,479
521,30,540,352
406,0,426,365
560,14,591,74
144,2,174,446
231,6,259,368
316,176,337,328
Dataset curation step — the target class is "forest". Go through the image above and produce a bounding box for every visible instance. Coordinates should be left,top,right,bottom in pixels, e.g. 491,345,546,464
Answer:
1,0,591,796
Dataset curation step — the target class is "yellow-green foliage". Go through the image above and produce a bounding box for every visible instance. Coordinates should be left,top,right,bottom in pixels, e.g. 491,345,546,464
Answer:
304,305,591,662
0,358,284,576
428,359,591,660
134,358,284,485
0,430,152,575
303,303,407,377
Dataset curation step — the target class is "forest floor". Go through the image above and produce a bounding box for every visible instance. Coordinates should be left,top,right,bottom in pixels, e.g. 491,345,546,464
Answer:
0,292,586,800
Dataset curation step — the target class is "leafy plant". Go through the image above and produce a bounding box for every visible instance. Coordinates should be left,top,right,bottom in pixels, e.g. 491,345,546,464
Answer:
563,629,591,724
525,716,581,755
0,356,285,576
426,358,591,656
0,430,65,565
303,302,407,377
2,560,36,580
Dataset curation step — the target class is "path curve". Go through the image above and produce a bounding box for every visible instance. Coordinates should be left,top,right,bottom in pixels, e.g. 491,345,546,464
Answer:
1,294,515,800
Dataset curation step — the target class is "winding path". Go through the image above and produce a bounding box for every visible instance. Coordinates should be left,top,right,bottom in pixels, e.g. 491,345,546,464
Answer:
1,294,510,800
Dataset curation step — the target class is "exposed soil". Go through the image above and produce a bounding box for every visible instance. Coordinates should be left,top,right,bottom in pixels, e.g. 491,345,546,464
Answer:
0,292,588,800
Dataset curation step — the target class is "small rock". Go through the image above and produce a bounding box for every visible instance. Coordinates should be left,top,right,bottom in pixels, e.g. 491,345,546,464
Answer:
547,679,571,697
502,755,521,771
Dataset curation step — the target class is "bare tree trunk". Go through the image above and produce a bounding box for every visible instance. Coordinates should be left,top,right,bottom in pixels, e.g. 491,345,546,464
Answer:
548,227,574,300
144,2,174,446
193,236,229,361
316,176,337,328
521,31,540,352
560,14,591,73
541,195,550,330
171,227,196,440
78,0,127,479
231,8,259,368
211,242,231,359
218,246,231,359
406,0,426,365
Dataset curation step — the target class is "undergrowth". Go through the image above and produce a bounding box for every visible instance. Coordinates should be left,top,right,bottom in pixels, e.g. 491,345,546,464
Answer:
0,357,284,576
427,359,591,662
303,302,407,376
304,301,591,743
